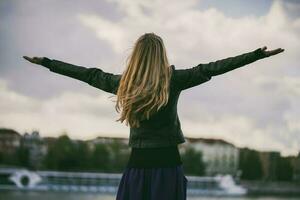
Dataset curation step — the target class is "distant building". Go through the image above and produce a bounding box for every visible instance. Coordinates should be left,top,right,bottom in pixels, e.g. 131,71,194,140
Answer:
88,136,128,145
22,130,47,169
43,136,57,147
86,136,129,153
0,128,21,154
184,137,239,176
290,152,300,181
258,151,280,181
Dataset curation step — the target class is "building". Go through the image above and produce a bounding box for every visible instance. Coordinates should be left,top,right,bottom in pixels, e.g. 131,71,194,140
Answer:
289,152,300,181
183,137,239,176
0,128,21,154
43,136,57,147
22,130,47,169
86,136,129,153
88,136,128,145
258,151,280,181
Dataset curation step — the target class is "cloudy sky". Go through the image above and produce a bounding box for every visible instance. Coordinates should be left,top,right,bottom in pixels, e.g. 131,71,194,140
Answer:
0,0,299,156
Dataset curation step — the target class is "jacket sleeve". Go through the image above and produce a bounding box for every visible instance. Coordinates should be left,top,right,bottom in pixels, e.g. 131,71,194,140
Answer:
41,58,121,94
173,48,268,91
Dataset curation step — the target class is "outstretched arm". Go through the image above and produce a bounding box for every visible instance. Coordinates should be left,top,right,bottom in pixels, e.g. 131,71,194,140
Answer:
174,46,284,91
23,56,121,94
200,46,284,76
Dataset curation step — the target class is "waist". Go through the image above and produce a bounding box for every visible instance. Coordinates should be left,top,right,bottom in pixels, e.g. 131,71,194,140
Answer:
128,132,186,148
126,145,182,168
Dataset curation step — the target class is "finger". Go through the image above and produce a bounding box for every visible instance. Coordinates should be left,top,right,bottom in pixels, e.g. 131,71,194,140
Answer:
267,48,284,56
23,56,33,62
272,48,284,54
23,56,30,60
276,48,284,54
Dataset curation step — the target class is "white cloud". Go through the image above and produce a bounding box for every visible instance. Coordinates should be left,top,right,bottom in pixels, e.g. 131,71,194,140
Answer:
75,0,300,156
0,79,127,140
77,14,126,54
1,0,300,156
77,0,300,63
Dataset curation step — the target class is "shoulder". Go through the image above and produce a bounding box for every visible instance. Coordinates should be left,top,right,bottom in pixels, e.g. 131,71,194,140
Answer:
170,64,186,84
169,64,212,91
169,64,181,91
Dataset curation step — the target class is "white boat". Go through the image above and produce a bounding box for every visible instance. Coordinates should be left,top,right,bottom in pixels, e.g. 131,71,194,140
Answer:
0,168,247,196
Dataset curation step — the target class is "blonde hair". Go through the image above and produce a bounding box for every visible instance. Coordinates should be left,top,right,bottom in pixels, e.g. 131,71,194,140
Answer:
114,32,172,128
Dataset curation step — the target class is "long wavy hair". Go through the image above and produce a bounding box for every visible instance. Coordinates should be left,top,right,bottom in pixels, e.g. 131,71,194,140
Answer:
114,32,172,128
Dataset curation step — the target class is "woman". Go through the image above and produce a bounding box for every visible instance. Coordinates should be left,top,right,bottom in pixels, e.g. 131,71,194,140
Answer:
23,32,284,200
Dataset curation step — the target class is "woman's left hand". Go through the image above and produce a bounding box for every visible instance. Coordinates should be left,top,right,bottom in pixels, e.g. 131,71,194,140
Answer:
23,56,44,65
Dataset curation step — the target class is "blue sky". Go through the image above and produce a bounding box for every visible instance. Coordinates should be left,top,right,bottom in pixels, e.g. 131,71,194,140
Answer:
0,0,299,156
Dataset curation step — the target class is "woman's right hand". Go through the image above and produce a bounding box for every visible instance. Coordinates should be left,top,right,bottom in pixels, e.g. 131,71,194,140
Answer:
260,46,284,57
23,56,44,65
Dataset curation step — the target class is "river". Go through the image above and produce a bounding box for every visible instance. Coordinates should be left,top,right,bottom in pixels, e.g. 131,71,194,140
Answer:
0,191,299,200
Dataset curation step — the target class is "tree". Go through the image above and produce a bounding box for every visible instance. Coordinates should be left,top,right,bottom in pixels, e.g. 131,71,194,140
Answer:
239,148,262,180
43,134,83,171
181,147,206,176
91,143,111,172
108,140,130,172
276,157,293,181
15,144,30,168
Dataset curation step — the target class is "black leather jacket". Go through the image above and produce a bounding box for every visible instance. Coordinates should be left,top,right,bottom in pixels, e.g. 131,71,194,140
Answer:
41,48,268,148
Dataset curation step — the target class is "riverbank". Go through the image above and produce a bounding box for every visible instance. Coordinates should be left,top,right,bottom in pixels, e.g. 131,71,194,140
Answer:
240,180,300,196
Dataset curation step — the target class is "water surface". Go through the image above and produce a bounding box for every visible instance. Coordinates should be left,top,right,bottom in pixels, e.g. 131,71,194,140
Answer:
0,191,299,200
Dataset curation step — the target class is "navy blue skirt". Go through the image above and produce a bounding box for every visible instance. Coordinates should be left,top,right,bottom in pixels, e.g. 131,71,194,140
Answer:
116,164,188,200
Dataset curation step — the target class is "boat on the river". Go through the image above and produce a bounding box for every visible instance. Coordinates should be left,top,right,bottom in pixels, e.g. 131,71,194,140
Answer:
0,168,247,196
